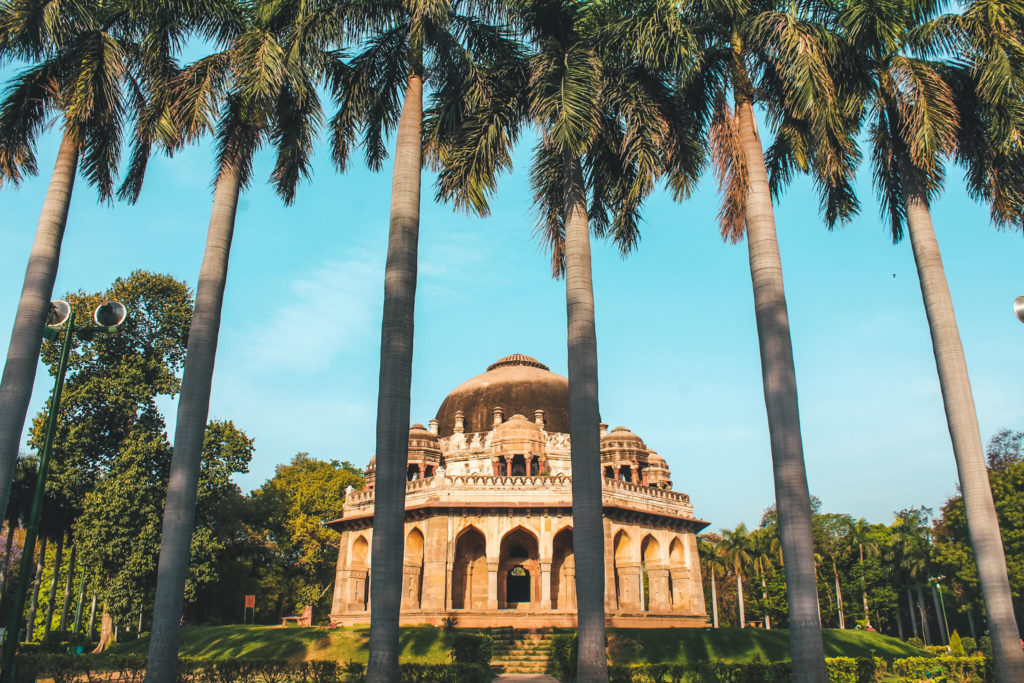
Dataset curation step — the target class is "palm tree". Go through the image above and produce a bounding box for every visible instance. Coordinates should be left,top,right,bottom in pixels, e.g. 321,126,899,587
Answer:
833,0,1024,674
143,4,343,680
698,535,723,628
848,518,879,628
431,2,699,677
327,1,519,678
663,0,855,675
720,523,753,628
750,527,775,629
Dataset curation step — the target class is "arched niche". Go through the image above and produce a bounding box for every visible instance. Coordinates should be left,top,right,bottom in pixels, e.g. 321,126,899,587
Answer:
668,536,687,611
403,528,425,610
613,530,640,611
349,535,370,612
640,535,662,612
551,527,575,610
499,526,540,609
451,526,487,610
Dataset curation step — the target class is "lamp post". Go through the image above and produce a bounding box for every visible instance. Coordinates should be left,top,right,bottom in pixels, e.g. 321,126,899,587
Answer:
1015,296,1024,323
0,300,126,683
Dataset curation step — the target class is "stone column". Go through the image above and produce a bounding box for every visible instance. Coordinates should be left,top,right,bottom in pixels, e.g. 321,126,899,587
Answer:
538,456,548,475
540,561,552,608
493,459,502,476
612,466,621,480
604,521,617,613
647,566,671,613
630,465,638,483
616,564,643,611
525,455,534,476
493,406,504,427
330,530,350,617
418,463,426,479
640,467,649,487
535,410,545,428
670,569,689,612
487,561,499,610
428,419,439,435
420,517,448,612
504,455,513,477
454,410,465,433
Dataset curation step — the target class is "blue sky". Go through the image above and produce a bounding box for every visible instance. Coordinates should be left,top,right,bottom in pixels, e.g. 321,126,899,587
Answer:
1,101,1021,533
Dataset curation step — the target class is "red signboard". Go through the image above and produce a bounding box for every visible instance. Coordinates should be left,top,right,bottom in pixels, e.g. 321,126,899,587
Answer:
244,594,255,609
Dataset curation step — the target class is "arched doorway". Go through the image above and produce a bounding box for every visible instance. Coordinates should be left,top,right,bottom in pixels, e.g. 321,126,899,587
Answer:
451,527,487,610
499,527,539,608
669,536,687,611
641,535,662,612
614,530,640,610
349,535,369,611
403,528,424,609
551,527,575,610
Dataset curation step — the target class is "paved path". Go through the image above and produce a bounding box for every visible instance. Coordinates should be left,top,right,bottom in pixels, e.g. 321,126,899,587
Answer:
493,675,559,683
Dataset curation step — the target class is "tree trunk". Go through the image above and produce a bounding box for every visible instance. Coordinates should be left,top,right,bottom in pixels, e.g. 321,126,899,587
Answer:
736,572,746,628
967,610,977,640
761,569,771,630
734,76,826,680
43,531,64,640
833,560,845,629
0,134,79,535
896,598,904,641
710,569,719,628
88,592,97,641
92,608,113,653
930,582,948,644
0,520,16,595
899,156,1023,679
25,534,47,642
907,585,919,639
59,542,76,633
561,154,608,681
144,162,244,683
916,583,931,645
859,544,871,627
365,73,423,683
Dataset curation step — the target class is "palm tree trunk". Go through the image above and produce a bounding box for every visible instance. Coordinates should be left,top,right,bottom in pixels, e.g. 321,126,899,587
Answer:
760,568,771,630
899,157,1023,680
906,585,919,639
59,542,76,633
967,610,976,640
916,583,931,645
0,520,16,595
144,162,244,683
896,598,904,641
736,572,745,628
43,531,64,640
26,534,47,642
930,582,948,644
562,153,608,682
859,544,870,627
365,73,423,683
710,569,719,628
734,77,826,680
833,560,845,629
0,133,78,530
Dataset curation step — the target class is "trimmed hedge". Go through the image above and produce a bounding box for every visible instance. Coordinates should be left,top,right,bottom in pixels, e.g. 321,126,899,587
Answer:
890,655,989,682
9,654,488,682
446,633,493,667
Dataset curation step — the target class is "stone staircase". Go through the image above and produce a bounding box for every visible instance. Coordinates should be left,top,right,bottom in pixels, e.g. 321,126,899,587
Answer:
488,626,557,675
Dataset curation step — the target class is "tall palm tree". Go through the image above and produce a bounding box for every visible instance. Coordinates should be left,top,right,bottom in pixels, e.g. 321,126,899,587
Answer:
664,0,855,676
431,2,700,677
749,527,775,629
698,535,723,627
0,0,234,550
720,523,753,628
833,0,1024,674
327,1,518,678
848,518,879,628
143,4,344,680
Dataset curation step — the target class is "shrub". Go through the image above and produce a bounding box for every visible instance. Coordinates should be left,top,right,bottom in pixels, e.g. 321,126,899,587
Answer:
961,636,977,655
440,616,458,631
978,635,992,660
891,655,987,682
549,633,578,681
907,637,924,649
398,663,489,682
949,630,965,657
825,657,883,683
448,632,493,667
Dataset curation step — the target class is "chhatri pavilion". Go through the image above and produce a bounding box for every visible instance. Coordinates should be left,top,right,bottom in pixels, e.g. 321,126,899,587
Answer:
327,354,710,628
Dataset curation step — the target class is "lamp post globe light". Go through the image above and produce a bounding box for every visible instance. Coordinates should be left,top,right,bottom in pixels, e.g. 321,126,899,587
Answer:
0,300,127,682
1015,296,1024,324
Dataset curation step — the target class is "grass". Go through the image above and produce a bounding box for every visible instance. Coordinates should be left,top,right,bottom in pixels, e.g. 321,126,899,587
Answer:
105,625,451,664
106,624,924,667
606,628,927,666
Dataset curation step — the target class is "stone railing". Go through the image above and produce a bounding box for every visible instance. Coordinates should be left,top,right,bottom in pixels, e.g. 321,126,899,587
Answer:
602,477,690,504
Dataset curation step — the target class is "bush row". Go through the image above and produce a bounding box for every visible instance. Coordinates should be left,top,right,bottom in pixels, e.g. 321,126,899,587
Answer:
890,656,990,682
12,655,490,683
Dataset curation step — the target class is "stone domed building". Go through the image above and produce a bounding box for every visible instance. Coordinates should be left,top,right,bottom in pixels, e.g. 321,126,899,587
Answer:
328,355,709,628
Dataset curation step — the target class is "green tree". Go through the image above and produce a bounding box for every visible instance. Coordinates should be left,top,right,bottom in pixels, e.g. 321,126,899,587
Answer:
720,523,753,628
848,519,880,628
144,2,346,679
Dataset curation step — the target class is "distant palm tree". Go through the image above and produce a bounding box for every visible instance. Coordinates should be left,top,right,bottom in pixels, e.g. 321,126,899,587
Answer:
848,519,879,628
431,1,699,678
750,528,775,629
720,523,754,628
143,3,344,680
0,0,219,547
698,536,724,628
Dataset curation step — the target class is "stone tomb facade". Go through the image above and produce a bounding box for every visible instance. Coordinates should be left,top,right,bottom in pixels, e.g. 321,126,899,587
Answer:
327,354,709,628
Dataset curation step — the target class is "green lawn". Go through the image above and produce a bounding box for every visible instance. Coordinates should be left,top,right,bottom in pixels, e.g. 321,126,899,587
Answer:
106,625,450,664
107,624,924,666
606,628,926,666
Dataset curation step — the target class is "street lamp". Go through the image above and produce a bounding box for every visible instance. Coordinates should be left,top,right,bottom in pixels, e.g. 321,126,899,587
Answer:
1015,296,1024,324
0,300,127,683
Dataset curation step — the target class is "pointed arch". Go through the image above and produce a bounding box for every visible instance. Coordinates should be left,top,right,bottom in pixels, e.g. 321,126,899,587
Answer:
403,527,425,610
499,526,540,608
551,526,575,610
452,526,487,610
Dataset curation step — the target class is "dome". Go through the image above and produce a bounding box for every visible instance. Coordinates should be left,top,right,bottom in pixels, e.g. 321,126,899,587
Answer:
649,453,667,466
409,424,438,441
435,355,570,436
602,426,646,448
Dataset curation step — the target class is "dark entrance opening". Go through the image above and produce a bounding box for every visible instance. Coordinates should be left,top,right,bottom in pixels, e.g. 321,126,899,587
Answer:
511,454,526,476
506,565,531,604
